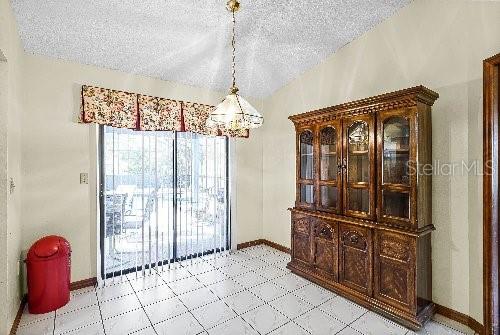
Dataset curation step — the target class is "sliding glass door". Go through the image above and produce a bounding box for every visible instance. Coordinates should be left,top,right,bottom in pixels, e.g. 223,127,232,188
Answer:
99,126,230,279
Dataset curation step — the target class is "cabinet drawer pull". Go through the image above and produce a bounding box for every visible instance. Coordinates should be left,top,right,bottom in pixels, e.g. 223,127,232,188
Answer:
349,235,359,243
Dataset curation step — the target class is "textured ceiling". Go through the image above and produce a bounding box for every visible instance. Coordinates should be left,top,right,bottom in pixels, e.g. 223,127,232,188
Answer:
11,0,410,98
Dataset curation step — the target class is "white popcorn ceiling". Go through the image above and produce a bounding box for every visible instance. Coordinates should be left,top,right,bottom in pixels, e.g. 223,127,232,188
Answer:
11,0,410,98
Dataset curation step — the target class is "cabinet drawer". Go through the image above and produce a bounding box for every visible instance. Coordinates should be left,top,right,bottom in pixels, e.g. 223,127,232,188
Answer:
339,223,373,296
374,231,416,313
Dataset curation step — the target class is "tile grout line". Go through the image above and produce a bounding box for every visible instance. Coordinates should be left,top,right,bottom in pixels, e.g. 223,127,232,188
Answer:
217,247,311,334
52,310,56,335
52,286,105,335
227,260,309,334
156,266,209,335
175,248,287,333
54,285,106,335
228,247,368,334
334,307,369,335
182,259,263,335
127,275,159,335
432,318,469,335
93,285,108,335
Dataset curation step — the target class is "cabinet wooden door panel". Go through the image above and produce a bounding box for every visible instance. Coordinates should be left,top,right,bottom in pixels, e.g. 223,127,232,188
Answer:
312,220,338,280
339,223,372,295
374,231,416,313
291,214,312,266
293,234,311,264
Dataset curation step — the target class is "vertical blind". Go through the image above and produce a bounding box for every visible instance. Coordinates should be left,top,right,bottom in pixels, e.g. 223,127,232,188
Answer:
100,126,230,281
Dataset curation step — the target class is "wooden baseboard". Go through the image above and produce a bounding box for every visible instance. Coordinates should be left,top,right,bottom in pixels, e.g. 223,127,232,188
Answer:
237,239,265,250
9,277,97,335
9,295,27,335
260,239,291,253
435,304,484,334
237,239,290,254
70,277,97,291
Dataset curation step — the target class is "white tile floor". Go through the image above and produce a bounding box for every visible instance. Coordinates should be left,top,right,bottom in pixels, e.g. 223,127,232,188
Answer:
16,245,476,335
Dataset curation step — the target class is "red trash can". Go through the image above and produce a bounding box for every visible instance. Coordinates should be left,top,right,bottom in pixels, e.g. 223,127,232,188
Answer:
26,235,71,314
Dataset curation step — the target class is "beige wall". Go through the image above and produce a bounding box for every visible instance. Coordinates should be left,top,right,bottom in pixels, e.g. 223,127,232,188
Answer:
20,53,263,284
0,53,8,335
261,0,500,323
0,0,24,333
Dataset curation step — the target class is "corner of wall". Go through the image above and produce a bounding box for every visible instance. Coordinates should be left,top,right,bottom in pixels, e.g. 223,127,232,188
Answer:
0,0,26,332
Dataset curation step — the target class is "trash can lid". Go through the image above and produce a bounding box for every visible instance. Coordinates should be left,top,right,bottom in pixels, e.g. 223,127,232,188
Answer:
32,236,66,258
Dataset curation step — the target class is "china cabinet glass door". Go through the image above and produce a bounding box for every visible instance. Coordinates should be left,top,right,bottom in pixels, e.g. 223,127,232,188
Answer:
343,116,375,219
297,129,315,207
378,113,414,226
318,122,342,213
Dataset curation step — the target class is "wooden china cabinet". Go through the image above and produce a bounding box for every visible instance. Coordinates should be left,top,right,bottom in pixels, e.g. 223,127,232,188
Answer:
288,86,438,330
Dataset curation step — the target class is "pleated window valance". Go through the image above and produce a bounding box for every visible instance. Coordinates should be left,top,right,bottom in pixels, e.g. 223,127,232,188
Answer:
79,85,248,138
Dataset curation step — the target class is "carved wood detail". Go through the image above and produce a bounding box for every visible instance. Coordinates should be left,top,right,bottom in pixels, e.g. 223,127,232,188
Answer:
380,239,410,262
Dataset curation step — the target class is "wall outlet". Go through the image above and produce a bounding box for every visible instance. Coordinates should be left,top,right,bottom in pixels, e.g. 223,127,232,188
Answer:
80,173,89,184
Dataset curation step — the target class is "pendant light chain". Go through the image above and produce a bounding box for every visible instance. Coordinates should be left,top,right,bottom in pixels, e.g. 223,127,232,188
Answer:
231,9,237,90
231,8,246,125
206,0,263,131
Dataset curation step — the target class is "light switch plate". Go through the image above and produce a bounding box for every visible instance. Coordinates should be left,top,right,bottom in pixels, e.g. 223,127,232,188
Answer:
80,173,89,184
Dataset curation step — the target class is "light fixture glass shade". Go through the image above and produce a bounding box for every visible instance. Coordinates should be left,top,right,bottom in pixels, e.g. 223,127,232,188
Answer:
207,92,263,130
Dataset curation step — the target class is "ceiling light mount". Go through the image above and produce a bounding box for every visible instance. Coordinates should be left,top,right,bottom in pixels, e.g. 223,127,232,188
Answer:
226,0,240,13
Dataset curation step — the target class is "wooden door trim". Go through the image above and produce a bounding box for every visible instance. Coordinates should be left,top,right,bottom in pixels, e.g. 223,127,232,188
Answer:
484,52,500,335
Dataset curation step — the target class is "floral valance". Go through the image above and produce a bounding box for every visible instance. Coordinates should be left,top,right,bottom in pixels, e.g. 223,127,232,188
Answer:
79,85,248,138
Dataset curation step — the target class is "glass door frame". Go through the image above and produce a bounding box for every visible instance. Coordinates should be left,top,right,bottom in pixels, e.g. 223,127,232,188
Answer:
295,126,316,210
377,109,417,227
342,114,376,220
316,120,343,214
98,125,231,279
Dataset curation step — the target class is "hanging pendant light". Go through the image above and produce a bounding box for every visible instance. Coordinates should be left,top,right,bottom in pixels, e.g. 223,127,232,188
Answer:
207,0,263,131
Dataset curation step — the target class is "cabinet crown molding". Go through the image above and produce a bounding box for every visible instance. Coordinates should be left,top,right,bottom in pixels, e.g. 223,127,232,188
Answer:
288,85,439,127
